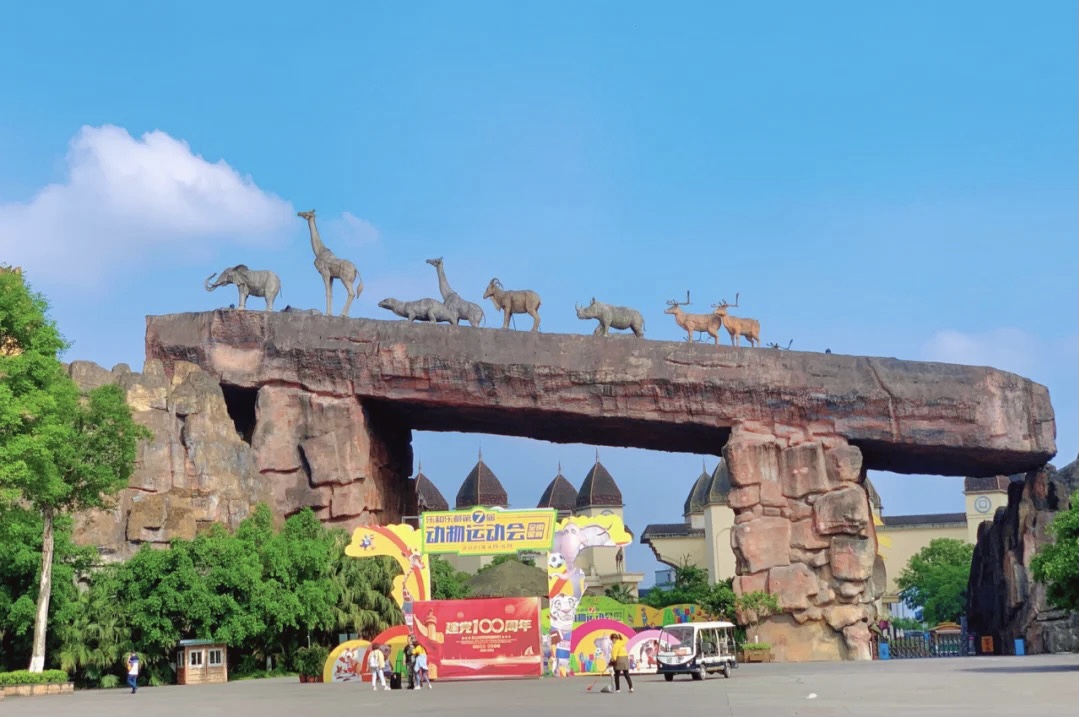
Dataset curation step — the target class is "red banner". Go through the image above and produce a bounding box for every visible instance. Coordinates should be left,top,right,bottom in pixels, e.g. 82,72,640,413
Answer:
411,597,542,680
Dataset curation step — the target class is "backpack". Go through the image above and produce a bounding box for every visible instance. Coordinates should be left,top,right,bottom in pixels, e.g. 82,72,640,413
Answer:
367,651,380,669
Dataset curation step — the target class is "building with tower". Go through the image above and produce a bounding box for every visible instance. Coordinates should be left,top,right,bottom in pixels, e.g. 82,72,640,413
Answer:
641,461,1019,618
566,454,645,597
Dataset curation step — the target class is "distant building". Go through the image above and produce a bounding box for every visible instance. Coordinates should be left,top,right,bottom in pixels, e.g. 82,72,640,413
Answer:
444,451,510,574
641,462,1017,618
640,460,734,584
565,456,644,597
418,453,644,597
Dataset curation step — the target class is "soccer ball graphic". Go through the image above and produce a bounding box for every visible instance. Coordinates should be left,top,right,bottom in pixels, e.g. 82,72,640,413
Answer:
547,552,566,572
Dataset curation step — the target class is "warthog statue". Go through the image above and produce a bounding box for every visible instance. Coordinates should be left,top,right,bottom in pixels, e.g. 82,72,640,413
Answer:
575,298,645,338
377,297,457,324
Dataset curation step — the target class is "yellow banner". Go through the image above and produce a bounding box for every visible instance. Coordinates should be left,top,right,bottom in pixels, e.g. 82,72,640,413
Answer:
421,507,557,555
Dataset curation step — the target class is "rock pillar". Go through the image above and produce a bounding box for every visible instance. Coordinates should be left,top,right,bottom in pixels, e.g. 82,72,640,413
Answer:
251,386,413,531
725,425,882,661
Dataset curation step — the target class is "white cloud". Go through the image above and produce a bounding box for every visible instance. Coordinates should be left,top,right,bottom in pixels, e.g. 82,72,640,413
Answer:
325,211,381,246
0,125,379,287
920,327,1042,376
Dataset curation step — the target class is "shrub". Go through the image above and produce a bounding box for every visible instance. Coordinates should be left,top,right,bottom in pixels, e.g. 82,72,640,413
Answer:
99,674,120,689
0,669,70,686
741,642,772,652
293,645,330,677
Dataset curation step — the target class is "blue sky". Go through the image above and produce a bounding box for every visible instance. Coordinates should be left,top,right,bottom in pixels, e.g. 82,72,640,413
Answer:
2,2,1075,586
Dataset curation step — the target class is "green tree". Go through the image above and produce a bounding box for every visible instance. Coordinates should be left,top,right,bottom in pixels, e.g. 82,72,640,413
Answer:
895,537,973,625
701,579,737,621
734,590,779,642
641,563,709,608
1031,498,1079,612
55,505,403,684
0,507,95,672
0,270,150,671
430,556,472,600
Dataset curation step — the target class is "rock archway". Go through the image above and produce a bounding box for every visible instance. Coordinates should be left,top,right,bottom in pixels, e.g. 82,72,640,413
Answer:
142,310,1056,661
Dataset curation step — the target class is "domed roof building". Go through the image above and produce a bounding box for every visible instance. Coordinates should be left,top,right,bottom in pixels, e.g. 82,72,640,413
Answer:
575,454,623,514
413,464,449,513
455,451,509,509
537,465,578,520
642,459,735,584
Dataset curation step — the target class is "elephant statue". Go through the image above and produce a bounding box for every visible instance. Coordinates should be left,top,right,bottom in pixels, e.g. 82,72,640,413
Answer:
204,264,281,311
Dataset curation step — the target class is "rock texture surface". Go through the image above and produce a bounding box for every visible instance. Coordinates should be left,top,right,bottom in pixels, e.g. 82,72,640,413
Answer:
968,459,1079,654
728,429,881,661
145,310,1055,477
67,358,410,560
68,360,274,560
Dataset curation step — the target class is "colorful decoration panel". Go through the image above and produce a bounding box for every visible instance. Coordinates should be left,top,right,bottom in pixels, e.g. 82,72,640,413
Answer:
545,514,634,677
421,507,557,555
411,597,542,680
541,596,705,632
323,625,411,683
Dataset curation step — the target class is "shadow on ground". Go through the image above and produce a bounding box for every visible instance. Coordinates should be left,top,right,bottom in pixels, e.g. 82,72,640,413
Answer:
960,664,1079,674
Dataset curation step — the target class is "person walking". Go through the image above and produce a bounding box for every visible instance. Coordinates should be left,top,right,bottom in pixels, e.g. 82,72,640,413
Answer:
609,634,633,693
413,643,432,689
126,652,140,694
367,643,389,691
403,636,417,689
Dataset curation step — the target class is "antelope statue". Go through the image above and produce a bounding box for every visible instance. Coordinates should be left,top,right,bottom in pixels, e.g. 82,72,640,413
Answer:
664,291,723,345
482,278,542,331
711,293,761,347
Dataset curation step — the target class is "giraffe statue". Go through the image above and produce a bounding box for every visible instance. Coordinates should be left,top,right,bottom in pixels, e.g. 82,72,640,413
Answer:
425,256,485,326
297,210,364,316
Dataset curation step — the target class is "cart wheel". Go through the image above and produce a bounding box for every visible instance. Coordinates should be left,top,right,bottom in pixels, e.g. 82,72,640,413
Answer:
723,662,731,678
664,673,674,682
696,664,707,680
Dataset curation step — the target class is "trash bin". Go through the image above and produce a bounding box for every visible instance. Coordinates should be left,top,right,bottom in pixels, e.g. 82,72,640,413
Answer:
1014,639,1025,656
390,672,402,689
879,642,891,660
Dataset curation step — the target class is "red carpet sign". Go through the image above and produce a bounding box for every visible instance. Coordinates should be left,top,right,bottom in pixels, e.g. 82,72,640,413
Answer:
412,597,542,680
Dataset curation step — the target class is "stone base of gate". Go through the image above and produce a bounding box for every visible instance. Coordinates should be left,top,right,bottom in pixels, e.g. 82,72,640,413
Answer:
726,425,885,662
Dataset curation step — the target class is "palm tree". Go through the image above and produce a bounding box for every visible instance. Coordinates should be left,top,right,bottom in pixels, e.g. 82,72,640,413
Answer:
604,584,638,604
57,586,129,687
329,540,402,640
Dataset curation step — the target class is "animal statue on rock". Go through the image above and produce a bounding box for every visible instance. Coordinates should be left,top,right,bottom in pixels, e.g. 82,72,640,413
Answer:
664,291,723,345
204,264,281,311
483,278,542,331
377,297,457,324
711,294,761,347
574,298,645,338
297,209,364,316
425,257,485,326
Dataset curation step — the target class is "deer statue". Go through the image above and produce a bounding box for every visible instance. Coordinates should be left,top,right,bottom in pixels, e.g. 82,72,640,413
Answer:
711,293,761,347
297,209,364,316
483,278,542,331
664,291,723,345
426,257,485,326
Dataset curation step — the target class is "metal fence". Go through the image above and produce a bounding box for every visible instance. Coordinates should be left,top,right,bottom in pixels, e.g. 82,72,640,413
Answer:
886,632,966,659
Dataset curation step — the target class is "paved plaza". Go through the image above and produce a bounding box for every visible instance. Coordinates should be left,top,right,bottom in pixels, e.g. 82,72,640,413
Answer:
3,654,1077,717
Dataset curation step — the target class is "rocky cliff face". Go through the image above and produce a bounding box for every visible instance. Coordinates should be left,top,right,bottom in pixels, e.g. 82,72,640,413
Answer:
727,430,885,662
967,458,1079,654
67,358,410,560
